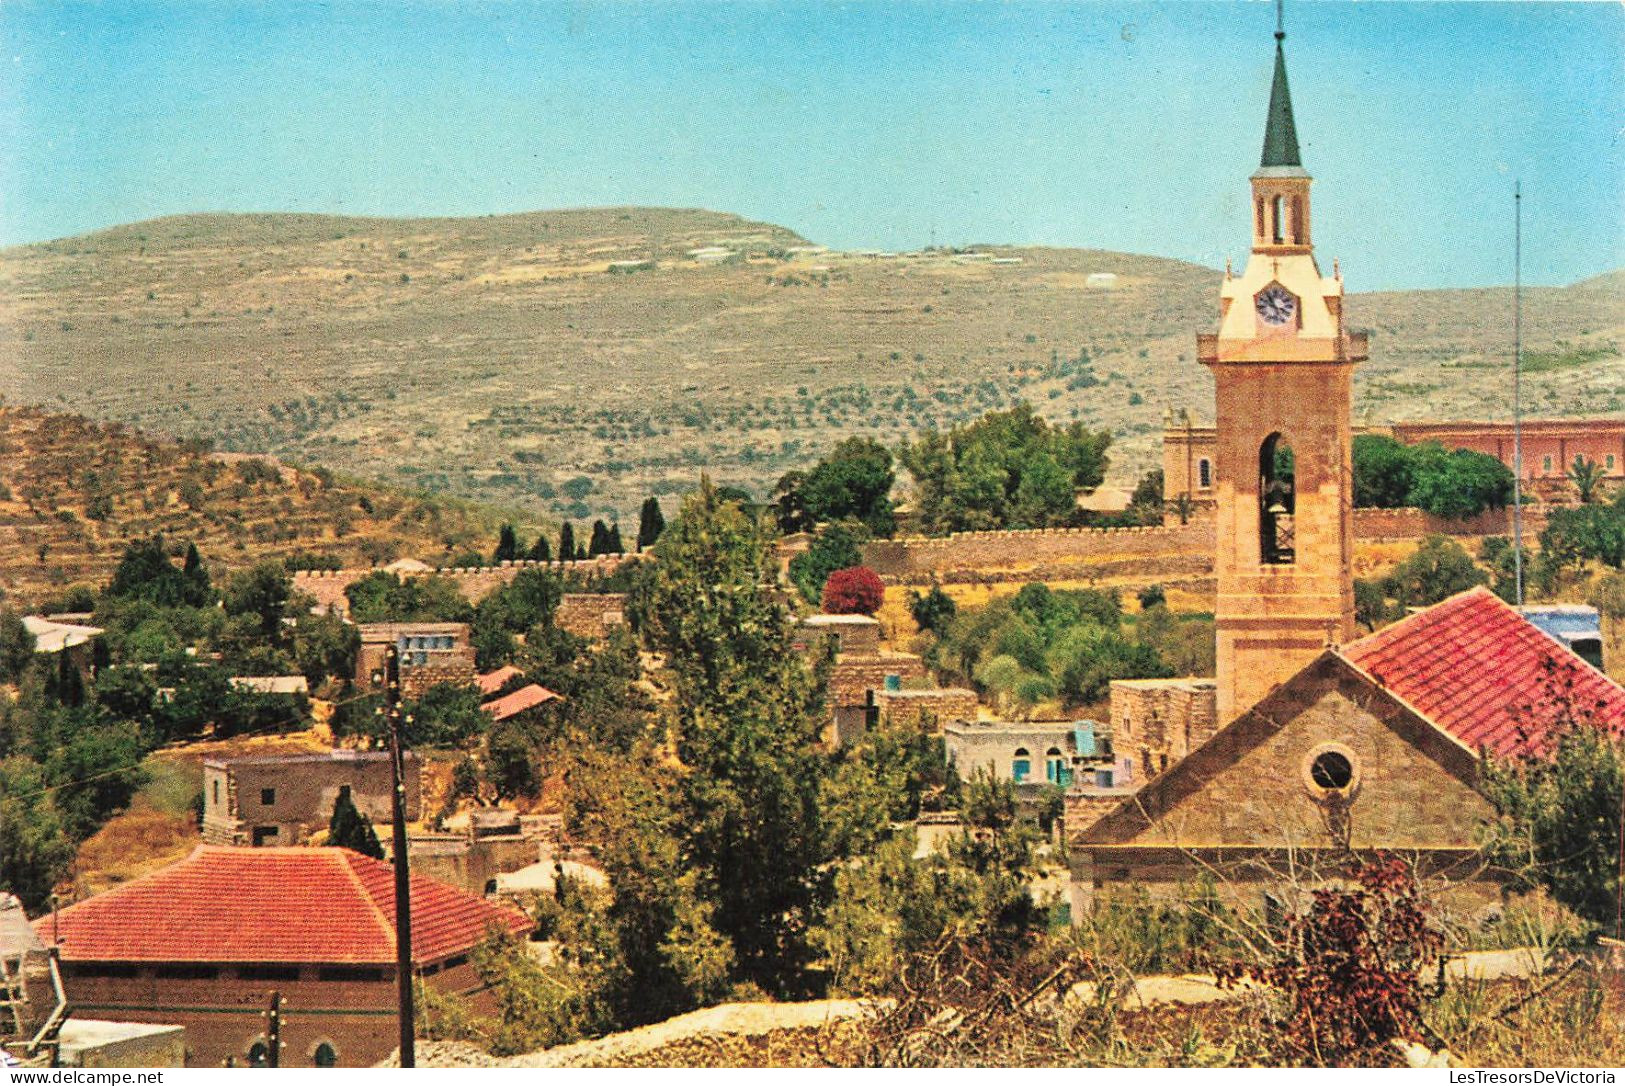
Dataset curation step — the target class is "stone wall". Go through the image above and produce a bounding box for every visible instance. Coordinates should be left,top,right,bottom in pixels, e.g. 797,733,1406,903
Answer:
202,753,422,847
1110,678,1219,765
872,687,979,730
1351,505,1548,541
556,593,627,640
862,522,1214,580
294,556,633,616
829,653,928,708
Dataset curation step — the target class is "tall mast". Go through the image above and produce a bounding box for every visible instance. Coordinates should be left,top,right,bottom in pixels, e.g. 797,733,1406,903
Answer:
1512,181,1524,607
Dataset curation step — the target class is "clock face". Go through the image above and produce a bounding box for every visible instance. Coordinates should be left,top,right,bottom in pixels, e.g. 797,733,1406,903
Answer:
1256,284,1297,327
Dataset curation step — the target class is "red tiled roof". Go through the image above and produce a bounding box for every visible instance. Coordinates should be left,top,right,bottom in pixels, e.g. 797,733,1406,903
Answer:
475,665,522,697
1340,587,1625,759
481,683,560,722
38,847,530,965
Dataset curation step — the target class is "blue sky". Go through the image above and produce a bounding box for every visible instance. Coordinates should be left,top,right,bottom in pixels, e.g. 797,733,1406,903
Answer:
1,1,1619,290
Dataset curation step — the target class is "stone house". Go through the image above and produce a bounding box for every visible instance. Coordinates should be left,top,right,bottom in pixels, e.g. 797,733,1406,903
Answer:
1066,588,1625,912
945,719,1118,790
354,622,476,699
201,750,421,848
38,847,530,1067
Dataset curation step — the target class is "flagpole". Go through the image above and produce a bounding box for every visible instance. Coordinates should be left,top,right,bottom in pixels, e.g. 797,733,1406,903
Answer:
1512,181,1524,607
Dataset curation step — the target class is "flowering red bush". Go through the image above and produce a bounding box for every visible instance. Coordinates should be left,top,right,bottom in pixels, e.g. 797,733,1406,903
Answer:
821,566,885,615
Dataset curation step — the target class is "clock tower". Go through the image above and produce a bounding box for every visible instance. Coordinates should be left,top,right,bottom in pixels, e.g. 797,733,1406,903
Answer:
1201,28,1367,725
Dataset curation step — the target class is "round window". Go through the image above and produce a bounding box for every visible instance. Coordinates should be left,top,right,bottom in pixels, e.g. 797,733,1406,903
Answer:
314,1041,338,1068
1310,750,1353,790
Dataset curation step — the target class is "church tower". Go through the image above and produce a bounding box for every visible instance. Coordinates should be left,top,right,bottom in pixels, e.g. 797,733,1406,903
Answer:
1202,28,1366,725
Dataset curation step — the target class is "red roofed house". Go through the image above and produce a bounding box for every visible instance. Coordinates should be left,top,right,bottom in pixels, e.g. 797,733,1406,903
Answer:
38,847,530,1067
1067,587,1625,911
475,665,522,698
481,683,560,723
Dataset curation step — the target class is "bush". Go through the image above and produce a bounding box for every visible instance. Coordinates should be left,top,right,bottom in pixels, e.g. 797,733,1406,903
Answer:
822,567,885,615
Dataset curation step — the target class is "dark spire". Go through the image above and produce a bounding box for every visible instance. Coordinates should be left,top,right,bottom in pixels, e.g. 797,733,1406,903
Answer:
1259,33,1303,169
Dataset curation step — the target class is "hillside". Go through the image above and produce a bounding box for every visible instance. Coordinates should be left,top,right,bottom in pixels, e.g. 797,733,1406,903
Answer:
1,208,1618,521
0,404,508,604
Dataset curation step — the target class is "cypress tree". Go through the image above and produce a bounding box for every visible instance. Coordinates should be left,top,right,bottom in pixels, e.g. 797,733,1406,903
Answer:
493,523,519,564
181,542,213,608
526,534,552,563
588,519,612,557
607,522,624,554
558,522,576,565
327,789,385,859
636,497,666,551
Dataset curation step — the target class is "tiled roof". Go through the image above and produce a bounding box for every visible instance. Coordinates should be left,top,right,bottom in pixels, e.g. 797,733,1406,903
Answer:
481,683,560,721
39,847,529,965
475,665,523,697
1339,587,1625,759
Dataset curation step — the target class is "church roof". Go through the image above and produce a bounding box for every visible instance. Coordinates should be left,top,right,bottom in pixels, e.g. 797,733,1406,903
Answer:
1339,587,1625,759
39,846,530,965
1257,36,1307,176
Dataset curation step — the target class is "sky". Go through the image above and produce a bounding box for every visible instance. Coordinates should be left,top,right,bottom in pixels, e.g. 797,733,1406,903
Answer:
1,1,1620,291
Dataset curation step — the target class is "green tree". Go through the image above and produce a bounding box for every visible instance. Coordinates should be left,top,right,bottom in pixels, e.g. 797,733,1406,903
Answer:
494,523,520,564
344,572,473,623
1129,468,1165,511
1405,443,1514,519
636,497,666,551
526,534,552,563
0,756,75,911
222,560,293,643
1382,535,1488,609
0,608,35,684
1352,434,1416,508
107,536,214,608
327,788,385,859
898,403,1111,533
588,519,614,557
798,437,897,536
908,585,957,636
1568,455,1605,504
558,522,576,565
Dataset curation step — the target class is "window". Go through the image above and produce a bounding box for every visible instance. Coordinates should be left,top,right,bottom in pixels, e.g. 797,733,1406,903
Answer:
313,1042,338,1068
1255,198,1266,238
238,965,300,982
1259,434,1295,565
212,780,220,806
252,826,279,846
1303,743,1360,798
260,788,276,806
442,954,468,970
247,1041,270,1069
1045,748,1066,784
1271,195,1284,244
1012,748,1031,783
1198,458,1212,489
1310,751,1353,789
1543,455,1553,475
1290,196,1305,244
1607,455,1616,471
63,963,139,979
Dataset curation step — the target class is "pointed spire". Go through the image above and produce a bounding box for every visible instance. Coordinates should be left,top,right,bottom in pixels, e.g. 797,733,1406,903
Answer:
1260,33,1303,169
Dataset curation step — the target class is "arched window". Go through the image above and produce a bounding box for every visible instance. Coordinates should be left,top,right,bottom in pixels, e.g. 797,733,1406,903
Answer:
1045,747,1067,785
1198,458,1212,489
1271,195,1285,244
1012,748,1031,783
1259,434,1295,565
1255,198,1266,239
314,1042,338,1068
1290,196,1305,244
247,1041,269,1068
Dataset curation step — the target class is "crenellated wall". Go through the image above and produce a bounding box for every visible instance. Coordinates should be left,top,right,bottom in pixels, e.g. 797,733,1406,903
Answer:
293,556,633,616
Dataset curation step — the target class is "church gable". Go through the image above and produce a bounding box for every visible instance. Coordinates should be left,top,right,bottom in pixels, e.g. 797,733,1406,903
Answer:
1083,654,1492,853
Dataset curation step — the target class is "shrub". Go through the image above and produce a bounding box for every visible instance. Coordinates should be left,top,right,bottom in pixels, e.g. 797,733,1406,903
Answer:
822,567,885,615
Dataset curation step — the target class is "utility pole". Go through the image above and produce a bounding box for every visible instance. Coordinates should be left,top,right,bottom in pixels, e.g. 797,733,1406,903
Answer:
378,643,416,1067
265,990,282,1069
1512,181,1525,607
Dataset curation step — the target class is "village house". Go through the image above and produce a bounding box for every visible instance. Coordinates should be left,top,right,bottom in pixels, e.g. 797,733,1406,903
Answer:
201,750,421,848
354,622,476,699
794,614,928,746
37,847,530,1067
21,615,103,680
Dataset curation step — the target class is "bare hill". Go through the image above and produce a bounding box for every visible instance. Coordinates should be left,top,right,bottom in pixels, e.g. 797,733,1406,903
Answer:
1,209,1618,521
0,404,507,604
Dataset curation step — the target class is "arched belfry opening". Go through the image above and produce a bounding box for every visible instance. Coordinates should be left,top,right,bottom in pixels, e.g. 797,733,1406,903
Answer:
1259,433,1295,564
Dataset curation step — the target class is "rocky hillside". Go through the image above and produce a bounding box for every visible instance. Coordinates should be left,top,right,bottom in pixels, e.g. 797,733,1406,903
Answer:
0,404,507,604
1,208,1618,521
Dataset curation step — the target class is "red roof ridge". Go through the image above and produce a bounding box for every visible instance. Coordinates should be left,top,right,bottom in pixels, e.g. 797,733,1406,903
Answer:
334,849,398,952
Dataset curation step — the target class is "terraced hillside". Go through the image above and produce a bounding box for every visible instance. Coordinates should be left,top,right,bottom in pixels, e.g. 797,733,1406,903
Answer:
0,404,507,604
0,209,1618,521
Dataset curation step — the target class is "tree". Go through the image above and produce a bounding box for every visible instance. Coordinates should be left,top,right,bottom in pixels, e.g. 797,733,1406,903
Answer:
344,571,473,624
1537,490,1625,584
0,608,34,684
908,586,957,636
821,566,886,615
630,479,837,996
1405,443,1514,520
898,403,1111,533
636,497,666,551
789,521,868,604
1129,469,1164,512
558,523,576,565
1381,535,1487,609
797,437,897,536
107,536,213,608
772,472,814,535
588,520,613,557
487,720,541,801
1568,455,1605,504
181,542,212,605
494,523,520,564
222,560,293,643
1352,434,1416,508
328,788,385,859
0,756,75,911
607,523,624,554
526,534,552,563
